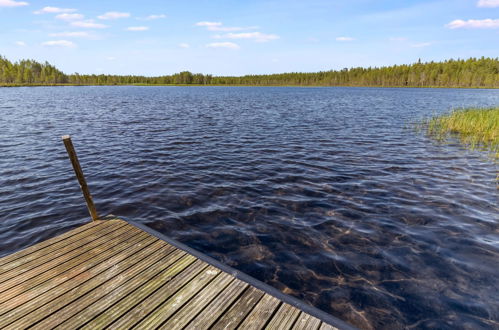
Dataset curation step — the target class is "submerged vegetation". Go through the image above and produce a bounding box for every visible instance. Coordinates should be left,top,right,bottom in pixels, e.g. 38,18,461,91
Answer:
424,107,499,158
1,55,499,88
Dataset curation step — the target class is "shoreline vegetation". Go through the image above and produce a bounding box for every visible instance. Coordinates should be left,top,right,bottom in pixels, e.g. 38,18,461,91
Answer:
423,107,499,159
1,55,498,88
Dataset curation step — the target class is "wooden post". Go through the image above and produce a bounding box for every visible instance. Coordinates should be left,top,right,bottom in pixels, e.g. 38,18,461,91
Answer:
62,135,99,221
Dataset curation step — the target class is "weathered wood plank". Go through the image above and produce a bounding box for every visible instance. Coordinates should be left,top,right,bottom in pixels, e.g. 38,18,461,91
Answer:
2,232,155,329
293,312,322,330
106,259,208,329
0,220,107,270
135,266,221,329
0,230,153,318
27,239,168,329
265,303,302,330
0,220,126,282
237,294,281,329
0,226,140,301
211,286,265,330
0,219,344,330
319,322,339,330
0,224,142,304
158,272,234,329
186,278,249,329
83,255,200,330
55,248,186,329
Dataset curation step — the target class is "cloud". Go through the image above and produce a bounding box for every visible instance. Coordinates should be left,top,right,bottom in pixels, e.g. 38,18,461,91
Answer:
49,31,90,38
106,56,116,60
71,20,108,29
206,42,240,49
477,0,499,7
213,31,279,42
336,36,355,41
98,12,130,20
126,26,149,31
389,37,408,41
0,0,28,7
143,14,166,20
446,18,499,29
179,43,190,48
196,21,222,28
196,21,257,32
41,40,76,47
55,13,84,21
410,42,432,48
34,6,75,14
15,41,26,46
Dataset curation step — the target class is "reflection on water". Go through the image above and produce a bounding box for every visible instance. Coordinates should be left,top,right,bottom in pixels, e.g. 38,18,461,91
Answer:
0,86,498,329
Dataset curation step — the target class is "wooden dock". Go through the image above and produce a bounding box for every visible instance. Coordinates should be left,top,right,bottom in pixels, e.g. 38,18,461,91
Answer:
0,218,353,329
0,135,354,329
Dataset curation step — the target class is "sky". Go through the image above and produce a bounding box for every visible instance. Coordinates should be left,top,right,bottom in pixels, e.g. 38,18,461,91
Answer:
0,0,498,76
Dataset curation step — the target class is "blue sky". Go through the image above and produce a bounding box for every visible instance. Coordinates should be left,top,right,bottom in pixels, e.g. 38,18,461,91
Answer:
0,0,498,75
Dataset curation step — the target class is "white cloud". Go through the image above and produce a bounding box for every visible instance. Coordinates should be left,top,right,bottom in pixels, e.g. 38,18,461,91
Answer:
196,21,222,28
179,43,190,48
15,41,26,46
71,20,108,29
196,21,257,32
41,40,76,47
55,13,84,21
477,0,499,7
98,12,130,20
206,42,240,49
106,56,116,60
336,36,355,41
213,32,279,42
389,37,408,41
411,42,432,48
446,18,499,29
34,6,75,14
126,26,149,31
143,14,166,20
49,31,90,38
0,0,28,7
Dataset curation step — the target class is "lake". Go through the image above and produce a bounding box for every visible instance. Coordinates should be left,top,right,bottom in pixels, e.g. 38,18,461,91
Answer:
0,86,498,329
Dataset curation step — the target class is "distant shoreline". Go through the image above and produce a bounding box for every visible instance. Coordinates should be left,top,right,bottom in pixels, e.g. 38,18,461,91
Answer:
1,83,498,89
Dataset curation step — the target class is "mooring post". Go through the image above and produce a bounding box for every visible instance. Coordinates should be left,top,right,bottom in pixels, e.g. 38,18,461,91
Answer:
62,135,99,221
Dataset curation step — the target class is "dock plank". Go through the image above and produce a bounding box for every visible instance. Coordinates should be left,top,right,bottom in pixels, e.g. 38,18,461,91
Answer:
135,265,222,328
0,230,151,320
158,273,234,329
57,248,185,329
0,220,126,282
28,239,166,329
186,278,249,329
0,219,347,330
106,259,209,329
3,233,155,329
86,256,201,330
0,226,143,306
237,293,282,329
0,220,105,268
211,286,265,329
293,312,322,330
266,303,302,330
0,222,140,295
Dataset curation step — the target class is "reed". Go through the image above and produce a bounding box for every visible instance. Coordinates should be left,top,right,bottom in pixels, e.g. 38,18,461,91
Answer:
425,107,499,158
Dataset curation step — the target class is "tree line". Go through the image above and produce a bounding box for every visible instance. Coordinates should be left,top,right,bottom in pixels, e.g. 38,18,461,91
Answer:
1,55,498,88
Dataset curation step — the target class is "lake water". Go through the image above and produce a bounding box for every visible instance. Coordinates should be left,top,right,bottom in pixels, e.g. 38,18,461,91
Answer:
0,86,498,329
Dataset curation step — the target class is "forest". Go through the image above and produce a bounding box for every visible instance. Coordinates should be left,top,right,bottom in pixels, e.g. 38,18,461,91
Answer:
1,55,498,88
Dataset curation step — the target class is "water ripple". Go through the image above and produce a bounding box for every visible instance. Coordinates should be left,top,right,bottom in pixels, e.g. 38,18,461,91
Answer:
0,86,498,329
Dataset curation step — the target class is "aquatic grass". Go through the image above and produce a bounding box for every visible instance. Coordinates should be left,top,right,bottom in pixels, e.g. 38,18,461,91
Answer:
422,107,499,159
